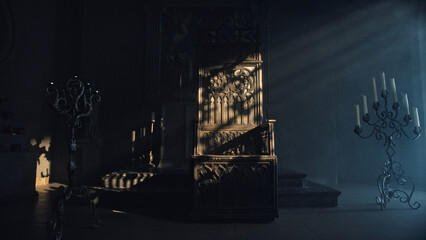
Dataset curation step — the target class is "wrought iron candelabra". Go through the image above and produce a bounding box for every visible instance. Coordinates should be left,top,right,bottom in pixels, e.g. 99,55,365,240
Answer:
46,76,101,240
354,82,421,210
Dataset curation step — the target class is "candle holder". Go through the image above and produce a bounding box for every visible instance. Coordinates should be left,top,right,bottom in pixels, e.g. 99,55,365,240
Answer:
46,76,101,239
354,89,421,210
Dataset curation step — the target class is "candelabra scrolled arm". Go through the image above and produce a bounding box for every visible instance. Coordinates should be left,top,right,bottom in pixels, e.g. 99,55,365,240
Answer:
354,118,390,142
375,129,386,141
375,91,400,121
357,114,421,144
354,125,374,139
376,104,397,122
47,83,73,124
47,76,102,130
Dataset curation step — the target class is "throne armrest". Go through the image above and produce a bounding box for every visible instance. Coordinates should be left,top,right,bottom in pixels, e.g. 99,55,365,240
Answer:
193,120,276,156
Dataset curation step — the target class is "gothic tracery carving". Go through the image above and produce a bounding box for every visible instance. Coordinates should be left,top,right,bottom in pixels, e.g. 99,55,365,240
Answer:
198,8,258,44
199,130,245,154
201,67,257,125
193,161,272,207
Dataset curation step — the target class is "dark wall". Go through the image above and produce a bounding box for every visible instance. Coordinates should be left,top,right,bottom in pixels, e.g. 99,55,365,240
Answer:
0,0,57,197
51,0,148,183
268,0,426,188
0,0,56,138
0,0,148,186
79,0,147,174
48,0,85,184
2,0,426,193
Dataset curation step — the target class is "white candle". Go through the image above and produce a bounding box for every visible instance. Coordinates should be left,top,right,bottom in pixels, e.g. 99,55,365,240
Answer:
355,105,361,127
132,131,136,142
151,112,155,122
371,77,378,103
380,72,387,91
402,93,410,115
390,78,398,103
362,95,368,115
413,107,420,127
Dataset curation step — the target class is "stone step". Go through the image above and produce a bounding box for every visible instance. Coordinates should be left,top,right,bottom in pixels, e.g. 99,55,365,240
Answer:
278,180,341,208
278,169,307,188
100,168,191,191
101,171,156,189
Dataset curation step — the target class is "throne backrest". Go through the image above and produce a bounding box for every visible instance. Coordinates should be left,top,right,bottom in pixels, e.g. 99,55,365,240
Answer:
194,63,266,156
193,7,268,156
198,64,263,126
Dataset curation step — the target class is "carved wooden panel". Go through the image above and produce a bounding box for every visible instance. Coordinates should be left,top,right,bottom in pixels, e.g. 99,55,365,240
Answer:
198,130,245,155
198,7,259,45
195,162,270,208
194,4,265,156
192,155,277,216
196,120,274,155
199,64,262,126
199,45,260,62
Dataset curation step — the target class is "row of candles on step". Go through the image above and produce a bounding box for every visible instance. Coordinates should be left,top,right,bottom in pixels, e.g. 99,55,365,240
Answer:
354,72,420,128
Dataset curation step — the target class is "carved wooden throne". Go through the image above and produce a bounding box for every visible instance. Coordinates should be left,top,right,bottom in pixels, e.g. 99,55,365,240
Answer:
192,24,278,218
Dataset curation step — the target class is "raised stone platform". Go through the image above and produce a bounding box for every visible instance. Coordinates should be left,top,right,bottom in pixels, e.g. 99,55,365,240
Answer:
278,170,341,207
278,169,307,188
98,168,341,218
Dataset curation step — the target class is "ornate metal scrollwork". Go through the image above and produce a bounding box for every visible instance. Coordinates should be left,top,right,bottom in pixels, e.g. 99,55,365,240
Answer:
46,76,101,240
47,77,101,134
354,89,421,210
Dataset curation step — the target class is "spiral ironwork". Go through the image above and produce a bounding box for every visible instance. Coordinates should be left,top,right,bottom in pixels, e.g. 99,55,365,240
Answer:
354,90,421,210
46,76,101,240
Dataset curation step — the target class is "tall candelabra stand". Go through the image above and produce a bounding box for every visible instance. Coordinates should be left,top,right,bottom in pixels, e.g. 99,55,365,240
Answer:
354,89,421,210
46,76,101,240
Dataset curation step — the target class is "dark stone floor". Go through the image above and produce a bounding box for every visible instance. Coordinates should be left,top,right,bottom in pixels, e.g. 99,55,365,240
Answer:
1,182,426,240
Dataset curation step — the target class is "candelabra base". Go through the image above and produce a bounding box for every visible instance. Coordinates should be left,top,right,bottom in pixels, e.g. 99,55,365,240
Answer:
48,186,100,240
375,161,420,210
